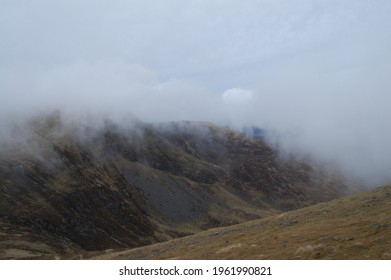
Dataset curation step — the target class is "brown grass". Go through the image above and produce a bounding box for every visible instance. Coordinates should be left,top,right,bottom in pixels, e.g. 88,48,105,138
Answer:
89,185,391,260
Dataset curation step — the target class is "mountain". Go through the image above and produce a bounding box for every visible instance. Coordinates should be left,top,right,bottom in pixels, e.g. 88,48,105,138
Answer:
0,113,353,259
91,184,391,260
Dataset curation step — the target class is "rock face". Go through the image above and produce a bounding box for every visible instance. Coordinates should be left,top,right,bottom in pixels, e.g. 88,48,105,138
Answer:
0,113,351,258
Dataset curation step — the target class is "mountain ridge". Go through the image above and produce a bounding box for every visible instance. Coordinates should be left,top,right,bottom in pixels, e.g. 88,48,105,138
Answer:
0,113,355,258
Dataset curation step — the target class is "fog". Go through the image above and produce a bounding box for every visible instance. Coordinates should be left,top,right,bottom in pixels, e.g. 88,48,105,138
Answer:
1,0,391,186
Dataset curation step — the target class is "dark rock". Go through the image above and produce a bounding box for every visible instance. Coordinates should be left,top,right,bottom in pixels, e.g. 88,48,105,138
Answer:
371,224,382,231
281,219,298,227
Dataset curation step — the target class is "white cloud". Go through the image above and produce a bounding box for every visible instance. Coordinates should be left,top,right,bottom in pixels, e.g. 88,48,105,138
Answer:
222,88,253,105
1,0,391,186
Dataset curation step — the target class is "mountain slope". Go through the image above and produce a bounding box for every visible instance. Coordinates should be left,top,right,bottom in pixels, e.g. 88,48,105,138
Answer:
0,113,353,258
91,184,391,260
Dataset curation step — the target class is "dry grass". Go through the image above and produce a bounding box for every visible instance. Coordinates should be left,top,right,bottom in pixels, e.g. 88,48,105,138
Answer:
89,185,391,260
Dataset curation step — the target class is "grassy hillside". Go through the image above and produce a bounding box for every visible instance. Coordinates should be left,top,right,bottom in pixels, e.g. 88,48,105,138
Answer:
90,185,391,260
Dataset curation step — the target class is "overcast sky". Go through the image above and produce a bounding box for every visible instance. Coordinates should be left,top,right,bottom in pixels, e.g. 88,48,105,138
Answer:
1,0,391,186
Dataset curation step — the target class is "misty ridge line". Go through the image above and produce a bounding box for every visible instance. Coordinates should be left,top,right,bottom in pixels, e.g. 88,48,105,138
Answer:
0,109,358,201
0,109,363,195
0,58,390,188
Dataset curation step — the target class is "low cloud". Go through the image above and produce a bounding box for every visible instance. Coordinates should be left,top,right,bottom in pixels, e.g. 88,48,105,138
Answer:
222,88,253,105
0,61,216,124
1,1,391,187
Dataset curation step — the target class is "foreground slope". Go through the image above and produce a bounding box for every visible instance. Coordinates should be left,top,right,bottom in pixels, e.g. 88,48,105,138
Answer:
0,113,351,258
91,185,391,260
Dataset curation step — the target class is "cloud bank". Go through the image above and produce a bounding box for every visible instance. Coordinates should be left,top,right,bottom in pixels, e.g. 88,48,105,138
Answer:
1,0,391,186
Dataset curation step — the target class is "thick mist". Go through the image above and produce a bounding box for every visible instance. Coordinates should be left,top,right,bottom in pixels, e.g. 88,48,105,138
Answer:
1,1,391,187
